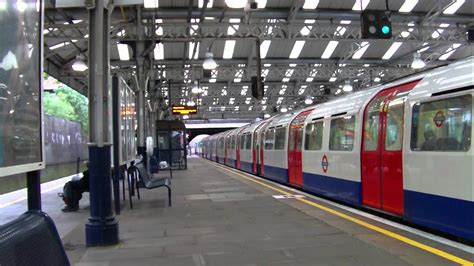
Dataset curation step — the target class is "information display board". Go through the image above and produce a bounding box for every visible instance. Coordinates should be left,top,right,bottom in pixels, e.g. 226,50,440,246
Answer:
0,0,44,176
172,105,197,115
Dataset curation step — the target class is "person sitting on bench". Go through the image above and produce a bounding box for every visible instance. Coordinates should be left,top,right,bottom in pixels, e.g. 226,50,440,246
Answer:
59,162,90,212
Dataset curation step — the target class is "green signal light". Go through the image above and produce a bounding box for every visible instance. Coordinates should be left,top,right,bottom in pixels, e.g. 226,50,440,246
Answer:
381,25,391,35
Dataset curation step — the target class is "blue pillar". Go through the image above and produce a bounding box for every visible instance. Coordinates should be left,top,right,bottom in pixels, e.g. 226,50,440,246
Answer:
85,145,119,246
27,170,41,211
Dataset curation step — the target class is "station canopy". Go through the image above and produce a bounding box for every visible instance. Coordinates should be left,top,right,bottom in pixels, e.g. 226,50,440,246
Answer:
44,0,473,119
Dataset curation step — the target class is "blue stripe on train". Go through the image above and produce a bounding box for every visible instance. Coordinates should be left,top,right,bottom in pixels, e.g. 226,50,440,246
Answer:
240,160,253,173
263,165,288,184
404,190,474,242
226,158,236,167
302,172,361,206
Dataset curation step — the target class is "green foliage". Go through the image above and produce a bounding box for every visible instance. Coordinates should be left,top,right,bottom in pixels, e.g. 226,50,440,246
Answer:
43,74,89,134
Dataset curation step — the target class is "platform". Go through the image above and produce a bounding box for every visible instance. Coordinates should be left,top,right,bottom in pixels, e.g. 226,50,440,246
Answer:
1,157,472,265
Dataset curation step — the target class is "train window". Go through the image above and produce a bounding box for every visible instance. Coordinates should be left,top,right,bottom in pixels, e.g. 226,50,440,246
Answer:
329,116,355,151
411,95,472,152
245,134,252,149
363,96,386,151
385,94,407,151
240,135,246,149
274,128,286,150
305,121,323,150
264,129,275,150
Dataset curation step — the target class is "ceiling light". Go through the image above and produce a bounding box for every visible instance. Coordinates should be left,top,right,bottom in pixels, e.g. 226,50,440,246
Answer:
187,99,196,106
182,115,189,120
223,40,236,59
255,0,267,8
203,52,217,69
225,0,246,8
411,52,425,69
399,0,418,12
321,41,339,59
289,40,305,59
382,42,402,60
343,80,353,92
443,0,465,14
154,43,164,60
144,0,159,8
188,42,199,60
280,106,288,113
192,81,201,94
264,113,271,119
304,97,313,105
72,55,88,72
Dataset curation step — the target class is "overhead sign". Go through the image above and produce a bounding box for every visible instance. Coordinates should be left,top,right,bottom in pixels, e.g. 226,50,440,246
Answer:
172,105,198,115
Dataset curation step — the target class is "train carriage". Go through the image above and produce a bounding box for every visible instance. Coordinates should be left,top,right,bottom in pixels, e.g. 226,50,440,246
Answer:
238,122,264,173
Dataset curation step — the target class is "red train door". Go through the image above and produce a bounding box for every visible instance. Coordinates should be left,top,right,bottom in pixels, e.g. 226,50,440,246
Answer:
252,131,258,174
361,80,419,216
288,109,313,187
236,135,241,169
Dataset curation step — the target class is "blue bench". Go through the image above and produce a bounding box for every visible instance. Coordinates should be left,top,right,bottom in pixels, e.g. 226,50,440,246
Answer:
0,210,70,266
127,162,171,209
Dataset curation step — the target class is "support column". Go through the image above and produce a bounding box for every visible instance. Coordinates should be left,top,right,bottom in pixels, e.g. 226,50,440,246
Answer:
27,170,41,211
86,0,119,247
136,10,147,165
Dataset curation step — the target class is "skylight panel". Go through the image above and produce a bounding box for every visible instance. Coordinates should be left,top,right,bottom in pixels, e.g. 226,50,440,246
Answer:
144,0,158,8
352,0,370,11
255,0,267,8
245,97,251,104
282,78,290,82
261,97,267,104
188,42,199,59
198,0,213,8
300,19,315,36
439,43,461,60
298,85,307,95
277,97,284,104
261,69,269,78
352,42,370,59
321,41,339,59
221,88,227,96
229,98,235,104
235,106,239,111
241,86,248,95
382,42,402,60
289,40,305,59
262,105,267,111
399,0,418,12
117,43,130,60
306,69,317,82
154,43,164,60
418,43,430,53
279,88,286,95
303,0,319,9
443,0,465,14
260,40,271,58
50,42,70,50
223,40,236,59
248,106,253,111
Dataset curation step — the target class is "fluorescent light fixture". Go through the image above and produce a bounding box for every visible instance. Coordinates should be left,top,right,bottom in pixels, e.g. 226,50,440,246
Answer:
72,55,88,72
411,52,425,69
203,52,217,69
264,113,270,118
260,40,271,58
306,77,314,82
223,40,236,59
382,42,402,60
209,78,216,83
443,0,465,14
183,115,189,119
352,0,370,11
154,43,164,60
50,42,69,50
188,42,200,59
117,43,130,61
280,107,288,113
305,97,313,105
225,0,246,8
342,80,353,92
303,0,319,9
198,0,213,8
289,40,305,59
234,78,241,83
352,42,370,59
374,77,381,82
321,41,339,59
400,31,410,38
399,0,418,12
144,0,159,8
439,43,461,60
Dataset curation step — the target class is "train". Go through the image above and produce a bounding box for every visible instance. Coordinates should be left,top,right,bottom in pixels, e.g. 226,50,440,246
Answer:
200,57,473,243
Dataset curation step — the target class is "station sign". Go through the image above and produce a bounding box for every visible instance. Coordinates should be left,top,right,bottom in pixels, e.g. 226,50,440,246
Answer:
172,105,198,115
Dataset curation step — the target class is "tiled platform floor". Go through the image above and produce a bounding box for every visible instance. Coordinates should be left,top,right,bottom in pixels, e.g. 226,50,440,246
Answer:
1,157,472,265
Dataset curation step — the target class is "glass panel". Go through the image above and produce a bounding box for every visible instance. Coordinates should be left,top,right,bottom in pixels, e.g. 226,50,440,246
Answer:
363,96,386,151
245,134,252,149
411,95,472,151
264,129,275,150
171,130,184,149
297,127,304,150
304,121,323,150
240,135,246,149
385,94,406,151
157,131,170,149
329,116,356,151
274,128,286,150
288,128,295,150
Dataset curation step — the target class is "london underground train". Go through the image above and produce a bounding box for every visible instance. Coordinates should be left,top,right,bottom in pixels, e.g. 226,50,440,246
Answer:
201,57,473,242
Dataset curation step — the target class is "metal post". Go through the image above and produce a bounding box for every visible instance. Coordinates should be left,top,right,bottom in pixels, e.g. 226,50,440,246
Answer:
26,170,41,210
86,0,119,247
136,9,147,165
112,76,121,215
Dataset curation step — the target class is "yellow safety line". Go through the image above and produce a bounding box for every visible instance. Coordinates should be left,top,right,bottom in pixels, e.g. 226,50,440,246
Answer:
210,162,474,266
